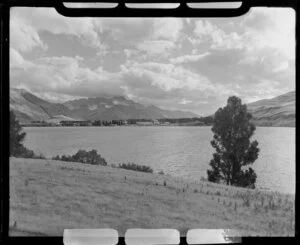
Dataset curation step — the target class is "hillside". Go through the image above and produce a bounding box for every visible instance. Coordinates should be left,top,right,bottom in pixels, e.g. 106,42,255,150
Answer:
63,97,198,120
247,91,295,127
10,89,50,123
10,157,294,236
10,88,295,126
10,88,78,124
10,88,199,123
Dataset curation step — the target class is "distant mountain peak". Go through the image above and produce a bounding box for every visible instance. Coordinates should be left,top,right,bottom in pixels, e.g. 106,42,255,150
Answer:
10,90,199,123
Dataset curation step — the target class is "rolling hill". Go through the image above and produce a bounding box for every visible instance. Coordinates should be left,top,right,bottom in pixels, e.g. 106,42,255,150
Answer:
10,88,199,123
247,91,295,127
10,88,295,126
10,88,79,124
10,157,295,236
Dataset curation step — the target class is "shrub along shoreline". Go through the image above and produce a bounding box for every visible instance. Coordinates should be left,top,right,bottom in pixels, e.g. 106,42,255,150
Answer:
14,147,157,174
51,149,154,173
11,110,155,175
52,149,107,166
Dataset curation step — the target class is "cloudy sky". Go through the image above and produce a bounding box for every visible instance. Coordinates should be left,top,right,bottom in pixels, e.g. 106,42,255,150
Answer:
10,7,295,116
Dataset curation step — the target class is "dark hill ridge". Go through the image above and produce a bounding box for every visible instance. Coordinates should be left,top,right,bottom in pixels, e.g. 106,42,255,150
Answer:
10,88,295,126
10,88,199,123
10,88,79,124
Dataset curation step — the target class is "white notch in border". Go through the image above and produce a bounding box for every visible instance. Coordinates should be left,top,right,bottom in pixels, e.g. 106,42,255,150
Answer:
187,2,242,9
125,229,180,245
125,3,180,9
187,229,239,244
63,2,119,8
63,229,118,245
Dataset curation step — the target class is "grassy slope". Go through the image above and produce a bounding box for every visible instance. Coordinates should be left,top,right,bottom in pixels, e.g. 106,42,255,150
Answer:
247,91,295,127
9,158,295,237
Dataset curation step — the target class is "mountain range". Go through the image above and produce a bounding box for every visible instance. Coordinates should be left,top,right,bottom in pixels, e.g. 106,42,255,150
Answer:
10,88,295,127
10,88,198,123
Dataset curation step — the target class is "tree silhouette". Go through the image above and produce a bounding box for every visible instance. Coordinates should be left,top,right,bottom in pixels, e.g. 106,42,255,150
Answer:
10,111,26,156
207,96,260,189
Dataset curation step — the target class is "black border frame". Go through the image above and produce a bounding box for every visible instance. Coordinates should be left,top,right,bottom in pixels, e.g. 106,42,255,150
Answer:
0,1,298,244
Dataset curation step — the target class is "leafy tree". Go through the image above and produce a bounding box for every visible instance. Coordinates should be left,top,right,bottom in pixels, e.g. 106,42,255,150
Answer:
10,111,26,156
207,96,259,189
52,149,107,166
118,162,153,173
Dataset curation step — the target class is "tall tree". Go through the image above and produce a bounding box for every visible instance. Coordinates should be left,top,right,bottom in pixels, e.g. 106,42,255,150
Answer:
207,96,259,189
10,111,26,156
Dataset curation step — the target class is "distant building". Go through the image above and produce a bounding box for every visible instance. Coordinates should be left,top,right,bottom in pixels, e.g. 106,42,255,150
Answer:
30,121,52,126
46,118,62,126
60,120,92,126
153,119,160,125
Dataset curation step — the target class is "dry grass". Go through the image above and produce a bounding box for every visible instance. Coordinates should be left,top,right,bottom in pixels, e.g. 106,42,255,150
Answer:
9,157,295,237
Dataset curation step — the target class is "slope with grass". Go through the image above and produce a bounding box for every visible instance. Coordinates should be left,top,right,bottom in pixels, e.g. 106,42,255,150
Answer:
9,158,295,237
247,91,295,127
10,88,199,124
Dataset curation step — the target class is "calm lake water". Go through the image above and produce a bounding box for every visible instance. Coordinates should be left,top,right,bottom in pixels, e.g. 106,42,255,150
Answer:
22,126,295,194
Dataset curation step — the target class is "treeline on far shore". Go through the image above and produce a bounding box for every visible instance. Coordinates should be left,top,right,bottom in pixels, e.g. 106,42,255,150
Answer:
11,111,157,174
22,116,213,127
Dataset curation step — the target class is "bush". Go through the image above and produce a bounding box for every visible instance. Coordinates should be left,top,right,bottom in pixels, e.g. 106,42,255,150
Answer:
10,111,46,159
118,162,153,173
52,149,107,166
10,111,26,157
16,145,46,159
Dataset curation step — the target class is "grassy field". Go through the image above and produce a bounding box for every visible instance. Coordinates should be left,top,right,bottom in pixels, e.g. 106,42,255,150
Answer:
9,157,295,237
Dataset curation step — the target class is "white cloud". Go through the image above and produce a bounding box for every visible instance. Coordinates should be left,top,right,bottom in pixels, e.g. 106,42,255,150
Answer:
9,7,295,114
35,91,83,103
152,18,183,41
10,8,104,52
194,20,216,37
10,55,123,98
124,49,139,58
242,8,295,59
113,19,183,58
193,20,244,50
170,52,210,64
179,99,193,105
121,61,217,98
192,7,295,75
10,48,33,69
211,31,243,50
136,40,176,56
273,61,289,73
10,16,46,52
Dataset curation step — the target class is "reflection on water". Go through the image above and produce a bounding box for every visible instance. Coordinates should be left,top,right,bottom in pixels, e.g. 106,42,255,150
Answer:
23,126,295,194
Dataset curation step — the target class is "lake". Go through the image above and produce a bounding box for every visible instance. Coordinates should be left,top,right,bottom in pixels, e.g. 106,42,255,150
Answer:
22,126,295,194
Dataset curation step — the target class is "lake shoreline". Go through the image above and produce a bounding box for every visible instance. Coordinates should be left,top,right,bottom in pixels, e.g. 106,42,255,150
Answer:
21,125,295,128
10,157,295,237
22,126,295,194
